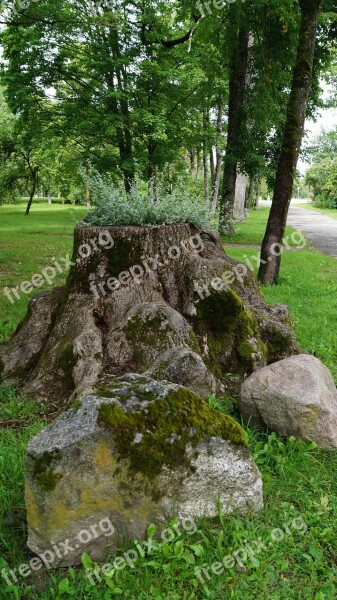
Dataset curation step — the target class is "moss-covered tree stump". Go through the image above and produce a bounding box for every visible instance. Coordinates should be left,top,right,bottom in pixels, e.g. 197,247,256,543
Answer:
0,224,298,404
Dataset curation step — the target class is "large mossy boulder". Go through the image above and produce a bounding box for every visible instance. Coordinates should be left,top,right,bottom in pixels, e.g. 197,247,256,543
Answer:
25,375,263,566
0,224,298,404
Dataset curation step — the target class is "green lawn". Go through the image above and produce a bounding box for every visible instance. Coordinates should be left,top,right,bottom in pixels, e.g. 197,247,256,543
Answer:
0,205,336,600
0,204,87,343
293,204,337,221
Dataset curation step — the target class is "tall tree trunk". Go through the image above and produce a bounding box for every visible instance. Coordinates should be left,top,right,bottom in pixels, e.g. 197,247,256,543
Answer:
210,149,215,187
147,141,157,182
189,149,196,178
254,179,261,209
203,108,210,211
24,157,39,216
196,149,201,180
103,26,135,195
219,11,249,234
211,95,224,215
25,191,34,216
25,175,38,216
47,174,52,205
258,0,322,285
85,164,91,207
245,176,254,210
233,172,247,221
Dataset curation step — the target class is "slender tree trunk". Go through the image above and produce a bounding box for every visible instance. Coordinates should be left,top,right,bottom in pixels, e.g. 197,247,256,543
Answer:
196,149,201,180
24,160,39,216
25,178,37,216
254,179,261,209
245,176,254,210
103,26,135,195
258,0,322,285
211,95,224,215
189,149,196,177
210,150,215,187
219,11,249,234
47,175,52,205
203,108,210,211
85,164,91,207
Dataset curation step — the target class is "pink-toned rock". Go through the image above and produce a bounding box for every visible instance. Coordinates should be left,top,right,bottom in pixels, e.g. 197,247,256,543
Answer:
239,354,337,449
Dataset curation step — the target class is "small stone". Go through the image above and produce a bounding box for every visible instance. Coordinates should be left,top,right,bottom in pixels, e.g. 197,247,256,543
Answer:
236,563,247,573
133,433,143,444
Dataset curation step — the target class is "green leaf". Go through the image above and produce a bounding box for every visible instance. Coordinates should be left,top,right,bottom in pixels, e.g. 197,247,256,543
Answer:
147,523,156,539
81,552,95,571
190,543,205,557
174,540,184,557
58,578,69,594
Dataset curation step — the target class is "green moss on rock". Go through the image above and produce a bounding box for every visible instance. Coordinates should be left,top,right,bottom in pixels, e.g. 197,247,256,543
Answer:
98,387,248,479
123,310,198,370
267,328,292,361
32,450,63,492
193,288,266,375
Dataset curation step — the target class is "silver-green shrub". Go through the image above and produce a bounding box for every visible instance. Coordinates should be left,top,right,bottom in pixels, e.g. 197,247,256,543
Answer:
82,172,208,228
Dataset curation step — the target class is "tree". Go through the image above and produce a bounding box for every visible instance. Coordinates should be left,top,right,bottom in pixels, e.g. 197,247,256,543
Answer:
1,0,204,193
259,0,323,285
0,89,42,212
219,2,249,234
305,127,337,206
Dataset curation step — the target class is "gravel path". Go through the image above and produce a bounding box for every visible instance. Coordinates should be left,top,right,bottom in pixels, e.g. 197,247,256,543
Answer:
287,206,337,257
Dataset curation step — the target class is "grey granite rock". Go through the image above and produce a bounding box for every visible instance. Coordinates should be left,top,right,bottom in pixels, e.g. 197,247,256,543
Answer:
25,375,263,566
240,354,337,449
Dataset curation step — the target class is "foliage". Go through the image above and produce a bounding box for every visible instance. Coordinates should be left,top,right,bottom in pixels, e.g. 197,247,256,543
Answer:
305,128,337,208
1,0,335,210
82,172,208,227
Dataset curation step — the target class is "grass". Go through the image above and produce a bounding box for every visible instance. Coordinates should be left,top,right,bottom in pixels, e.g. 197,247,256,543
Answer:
0,204,87,343
293,204,337,221
224,208,298,247
0,204,336,599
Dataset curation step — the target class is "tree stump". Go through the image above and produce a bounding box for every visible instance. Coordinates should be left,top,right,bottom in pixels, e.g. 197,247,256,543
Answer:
0,224,298,405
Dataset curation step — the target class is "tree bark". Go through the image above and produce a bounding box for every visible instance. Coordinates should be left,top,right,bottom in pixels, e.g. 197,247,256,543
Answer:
210,149,215,187
211,95,224,215
258,0,322,285
25,163,39,216
219,10,249,234
245,176,254,210
203,109,210,210
25,192,34,216
85,164,91,207
254,178,261,209
196,149,201,180
102,25,135,195
189,149,196,177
